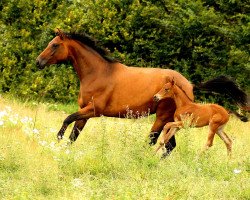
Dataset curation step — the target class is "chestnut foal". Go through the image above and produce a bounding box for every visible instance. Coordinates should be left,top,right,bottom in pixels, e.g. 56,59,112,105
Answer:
153,78,234,156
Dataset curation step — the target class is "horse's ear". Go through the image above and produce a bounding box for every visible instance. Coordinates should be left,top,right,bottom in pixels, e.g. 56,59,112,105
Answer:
55,28,66,40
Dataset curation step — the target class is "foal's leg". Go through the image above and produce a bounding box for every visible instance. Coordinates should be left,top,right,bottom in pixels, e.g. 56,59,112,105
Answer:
155,121,183,153
149,99,176,153
217,127,232,156
69,119,88,142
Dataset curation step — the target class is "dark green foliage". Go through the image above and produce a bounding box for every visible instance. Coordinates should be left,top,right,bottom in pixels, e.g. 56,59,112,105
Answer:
0,0,249,106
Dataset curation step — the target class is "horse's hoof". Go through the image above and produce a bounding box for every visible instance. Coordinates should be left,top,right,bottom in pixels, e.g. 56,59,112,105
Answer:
57,135,63,142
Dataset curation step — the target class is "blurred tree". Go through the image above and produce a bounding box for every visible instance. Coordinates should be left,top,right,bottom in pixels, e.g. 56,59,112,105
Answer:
0,0,249,105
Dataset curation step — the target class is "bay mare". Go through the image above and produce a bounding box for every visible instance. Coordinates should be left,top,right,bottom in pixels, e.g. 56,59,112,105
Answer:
36,29,248,154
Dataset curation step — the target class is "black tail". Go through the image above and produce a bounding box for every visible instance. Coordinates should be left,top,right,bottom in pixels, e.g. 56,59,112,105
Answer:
229,110,249,122
194,75,248,107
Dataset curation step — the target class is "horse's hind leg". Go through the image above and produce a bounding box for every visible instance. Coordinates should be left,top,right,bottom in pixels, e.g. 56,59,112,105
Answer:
69,119,88,142
217,127,232,156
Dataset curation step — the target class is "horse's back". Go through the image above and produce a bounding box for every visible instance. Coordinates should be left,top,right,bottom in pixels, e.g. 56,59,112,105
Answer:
112,64,194,100
175,103,229,127
103,64,193,116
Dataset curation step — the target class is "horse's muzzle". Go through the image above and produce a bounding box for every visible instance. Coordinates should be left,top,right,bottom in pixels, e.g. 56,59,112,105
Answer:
153,95,160,102
36,58,46,69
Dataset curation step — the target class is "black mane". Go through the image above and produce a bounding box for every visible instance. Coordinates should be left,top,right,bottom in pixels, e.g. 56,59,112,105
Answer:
64,32,117,63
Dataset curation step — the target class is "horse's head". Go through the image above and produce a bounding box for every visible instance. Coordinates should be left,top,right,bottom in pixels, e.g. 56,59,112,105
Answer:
36,29,70,69
153,77,175,102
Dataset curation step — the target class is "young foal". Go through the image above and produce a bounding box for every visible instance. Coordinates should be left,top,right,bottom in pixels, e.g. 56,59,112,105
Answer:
153,78,233,156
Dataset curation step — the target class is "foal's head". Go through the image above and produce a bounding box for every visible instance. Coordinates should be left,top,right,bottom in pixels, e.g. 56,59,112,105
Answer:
36,29,70,69
153,77,175,102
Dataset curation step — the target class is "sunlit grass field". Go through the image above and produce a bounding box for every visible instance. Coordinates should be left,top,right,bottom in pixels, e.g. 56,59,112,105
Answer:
0,95,249,199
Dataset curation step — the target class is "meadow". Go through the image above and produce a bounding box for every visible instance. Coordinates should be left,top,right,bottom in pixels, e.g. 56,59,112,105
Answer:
0,95,249,200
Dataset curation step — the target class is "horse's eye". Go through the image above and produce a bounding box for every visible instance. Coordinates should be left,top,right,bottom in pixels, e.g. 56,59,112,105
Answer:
52,43,59,49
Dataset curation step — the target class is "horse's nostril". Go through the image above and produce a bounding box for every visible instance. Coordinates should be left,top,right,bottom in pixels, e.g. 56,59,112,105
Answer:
153,96,159,102
36,59,40,67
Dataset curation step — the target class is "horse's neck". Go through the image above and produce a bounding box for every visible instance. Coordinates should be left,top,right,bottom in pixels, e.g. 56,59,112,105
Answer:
68,41,110,81
173,85,193,108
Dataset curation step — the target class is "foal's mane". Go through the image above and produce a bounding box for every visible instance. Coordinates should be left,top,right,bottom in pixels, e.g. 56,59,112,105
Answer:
167,77,193,102
62,31,117,63
174,83,193,102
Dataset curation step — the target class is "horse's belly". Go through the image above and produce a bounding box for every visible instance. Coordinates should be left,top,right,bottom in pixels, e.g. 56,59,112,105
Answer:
102,101,155,118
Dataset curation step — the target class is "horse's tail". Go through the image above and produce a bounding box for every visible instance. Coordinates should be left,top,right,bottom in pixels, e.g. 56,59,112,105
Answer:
193,75,248,107
228,110,249,122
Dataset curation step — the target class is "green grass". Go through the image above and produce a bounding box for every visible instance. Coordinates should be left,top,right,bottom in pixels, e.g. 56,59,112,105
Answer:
0,95,249,199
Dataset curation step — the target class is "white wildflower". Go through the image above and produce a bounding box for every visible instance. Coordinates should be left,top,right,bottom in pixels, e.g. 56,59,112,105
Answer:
0,110,7,119
50,141,56,148
233,169,242,174
23,127,32,135
71,178,84,188
33,128,39,134
65,149,71,154
38,140,47,146
0,121,4,126
21,116,33,124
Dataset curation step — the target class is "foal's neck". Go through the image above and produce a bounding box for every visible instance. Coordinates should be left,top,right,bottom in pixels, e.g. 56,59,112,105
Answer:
173,85,193,108
68,40,111,81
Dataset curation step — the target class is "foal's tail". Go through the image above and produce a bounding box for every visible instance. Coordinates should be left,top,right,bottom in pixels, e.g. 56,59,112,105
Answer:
228,110,249,122
193,75,248,107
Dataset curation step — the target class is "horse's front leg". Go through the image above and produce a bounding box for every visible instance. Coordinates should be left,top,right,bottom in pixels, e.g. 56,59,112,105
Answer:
57,103,94,141
68,119,88,142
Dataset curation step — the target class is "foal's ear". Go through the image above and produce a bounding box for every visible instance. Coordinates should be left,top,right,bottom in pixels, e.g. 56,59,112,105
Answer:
170,77,175,86
55,28,66,40
165,76,171,83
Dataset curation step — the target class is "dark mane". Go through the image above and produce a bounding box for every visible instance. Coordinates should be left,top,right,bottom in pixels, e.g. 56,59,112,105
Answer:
175,84,193,102
64,32,117,63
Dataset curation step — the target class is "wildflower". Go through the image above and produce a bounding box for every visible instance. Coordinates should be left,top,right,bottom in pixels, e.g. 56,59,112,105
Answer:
33,128,39,134
233,169,242,174
71,178,84,188
0,110,7,119
23,127,32,135
21,116,33,124
65,149,70,154
0,120,4,126
38,140,47,146
50,141,56,148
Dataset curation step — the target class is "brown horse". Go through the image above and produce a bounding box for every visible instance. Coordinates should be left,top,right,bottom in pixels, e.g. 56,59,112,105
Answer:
36,29,247,154
153,78,248,156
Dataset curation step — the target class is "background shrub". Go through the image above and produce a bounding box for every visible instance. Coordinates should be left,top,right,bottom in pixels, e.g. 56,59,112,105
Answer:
0,0,249,105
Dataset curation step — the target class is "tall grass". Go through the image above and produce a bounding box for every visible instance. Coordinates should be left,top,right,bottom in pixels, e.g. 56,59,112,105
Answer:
0,95,249,199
